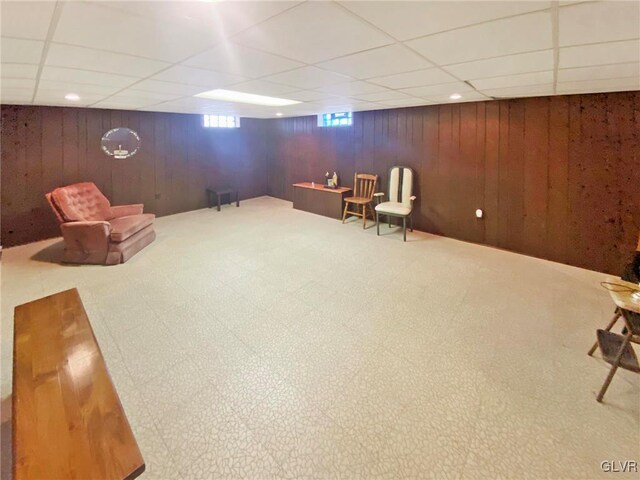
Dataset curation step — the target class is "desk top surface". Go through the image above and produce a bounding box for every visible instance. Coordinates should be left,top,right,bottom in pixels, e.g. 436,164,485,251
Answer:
606,276,640,315
13,288,144,480
293,182,351,194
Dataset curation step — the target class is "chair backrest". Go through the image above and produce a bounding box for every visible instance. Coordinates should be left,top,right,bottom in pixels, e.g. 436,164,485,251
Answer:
46,182,112,223
388,166,414,206
353,173,378,200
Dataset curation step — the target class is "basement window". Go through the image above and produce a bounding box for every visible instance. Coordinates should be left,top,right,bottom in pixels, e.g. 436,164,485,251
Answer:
318,112,352,127
203,114,240,128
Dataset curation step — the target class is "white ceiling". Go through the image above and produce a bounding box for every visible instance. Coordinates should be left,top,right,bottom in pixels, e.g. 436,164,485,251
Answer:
1,0,638,118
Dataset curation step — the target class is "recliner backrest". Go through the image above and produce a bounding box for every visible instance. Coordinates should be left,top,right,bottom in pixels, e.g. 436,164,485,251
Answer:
47,182,113,222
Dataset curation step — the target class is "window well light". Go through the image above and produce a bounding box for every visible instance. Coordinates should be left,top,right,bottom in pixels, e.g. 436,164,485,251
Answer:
449,93,462,100
195,89,300,107
65,93,80,101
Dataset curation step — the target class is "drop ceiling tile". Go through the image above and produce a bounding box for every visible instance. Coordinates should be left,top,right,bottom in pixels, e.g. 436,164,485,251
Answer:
265,66,351,90
559,1,640,47
53,2,221,62
105,1,302,39
111,88,185,102
150,65,246,88
184,43,303,78
37,80,122,97
557,77,640,94
355,90,412,102
286,90,330,102
2,78,36,90
471,71,553,90
424,90,489,104
367,67,458,89
131,79,208,96
405,11,552,65
559,40,640,69
443,50,553,80
0,88,33,104
45,44,170,78
340,1,549,41
376,97,431,108
0,1,55,40
92,96,162,110
1,38,44,64
224,80,299,97
558,63,640,83
34,91,104,106
317,44,432,80
40,66,138,88
1,64,39,79
233,2,392,63
316,81,386,96
400,81,474,99
481,84,554,99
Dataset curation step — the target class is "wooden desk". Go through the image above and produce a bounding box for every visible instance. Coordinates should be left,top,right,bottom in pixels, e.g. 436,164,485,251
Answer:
292,182,352,220
13,288,145,480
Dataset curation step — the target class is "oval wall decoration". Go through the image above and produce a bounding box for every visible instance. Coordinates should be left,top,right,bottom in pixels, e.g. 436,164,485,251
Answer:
101,127,141,159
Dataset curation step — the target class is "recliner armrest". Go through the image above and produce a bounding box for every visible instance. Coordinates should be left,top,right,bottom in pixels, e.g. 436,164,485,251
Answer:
60,221,112,252
110,204,144,218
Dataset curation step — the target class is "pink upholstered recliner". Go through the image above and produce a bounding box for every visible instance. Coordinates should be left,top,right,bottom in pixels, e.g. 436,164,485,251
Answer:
46,182,156,265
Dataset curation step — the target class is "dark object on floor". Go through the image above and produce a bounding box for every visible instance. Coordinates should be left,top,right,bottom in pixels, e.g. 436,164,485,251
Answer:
207,188,239,211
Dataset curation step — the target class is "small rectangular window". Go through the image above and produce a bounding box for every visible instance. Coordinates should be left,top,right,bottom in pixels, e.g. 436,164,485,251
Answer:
318,112,352,127
203,114,240,128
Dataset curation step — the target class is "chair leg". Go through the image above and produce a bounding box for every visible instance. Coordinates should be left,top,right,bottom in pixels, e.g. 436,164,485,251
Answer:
403,217,406,241
217,194,221,212
362,204,366,229
588,310,620,356
342,202,349,223
596,330,633,402
376,212,379,235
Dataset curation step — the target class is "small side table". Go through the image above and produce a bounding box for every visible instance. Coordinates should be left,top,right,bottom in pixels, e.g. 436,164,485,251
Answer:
207,188,239,211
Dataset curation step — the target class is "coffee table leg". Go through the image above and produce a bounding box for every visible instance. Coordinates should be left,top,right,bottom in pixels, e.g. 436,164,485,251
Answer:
217,194,221,212
236,191,239,207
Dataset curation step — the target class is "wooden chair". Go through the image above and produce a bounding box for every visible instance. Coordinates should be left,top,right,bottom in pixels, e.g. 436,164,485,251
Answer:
342,173,378,229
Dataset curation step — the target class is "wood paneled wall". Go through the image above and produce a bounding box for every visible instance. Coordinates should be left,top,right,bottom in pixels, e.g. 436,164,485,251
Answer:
1,106,268,246
266,92,640,274
2,93,638,274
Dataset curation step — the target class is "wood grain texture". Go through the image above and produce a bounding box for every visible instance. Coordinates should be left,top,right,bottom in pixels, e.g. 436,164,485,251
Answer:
12,288,144,480
266,92,640,274
1,105,268,246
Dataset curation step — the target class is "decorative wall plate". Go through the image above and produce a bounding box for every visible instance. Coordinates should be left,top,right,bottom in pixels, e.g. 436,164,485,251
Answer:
101,128,141,159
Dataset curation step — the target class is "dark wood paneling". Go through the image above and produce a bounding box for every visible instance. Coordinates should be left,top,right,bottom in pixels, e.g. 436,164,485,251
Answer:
265,91,640,274
1,106,268,246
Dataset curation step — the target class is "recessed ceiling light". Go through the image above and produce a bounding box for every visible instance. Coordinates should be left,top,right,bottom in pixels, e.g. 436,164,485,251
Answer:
65,93,80,101
195,89,301,107
275,112,283,116
449,93,462,100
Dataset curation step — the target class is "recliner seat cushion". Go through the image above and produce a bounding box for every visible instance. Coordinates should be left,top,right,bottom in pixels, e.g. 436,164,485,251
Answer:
375,201,411,216
109,214,155,242
50,182,112,222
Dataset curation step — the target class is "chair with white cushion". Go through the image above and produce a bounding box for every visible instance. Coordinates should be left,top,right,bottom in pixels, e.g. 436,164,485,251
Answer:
374,166,416,242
